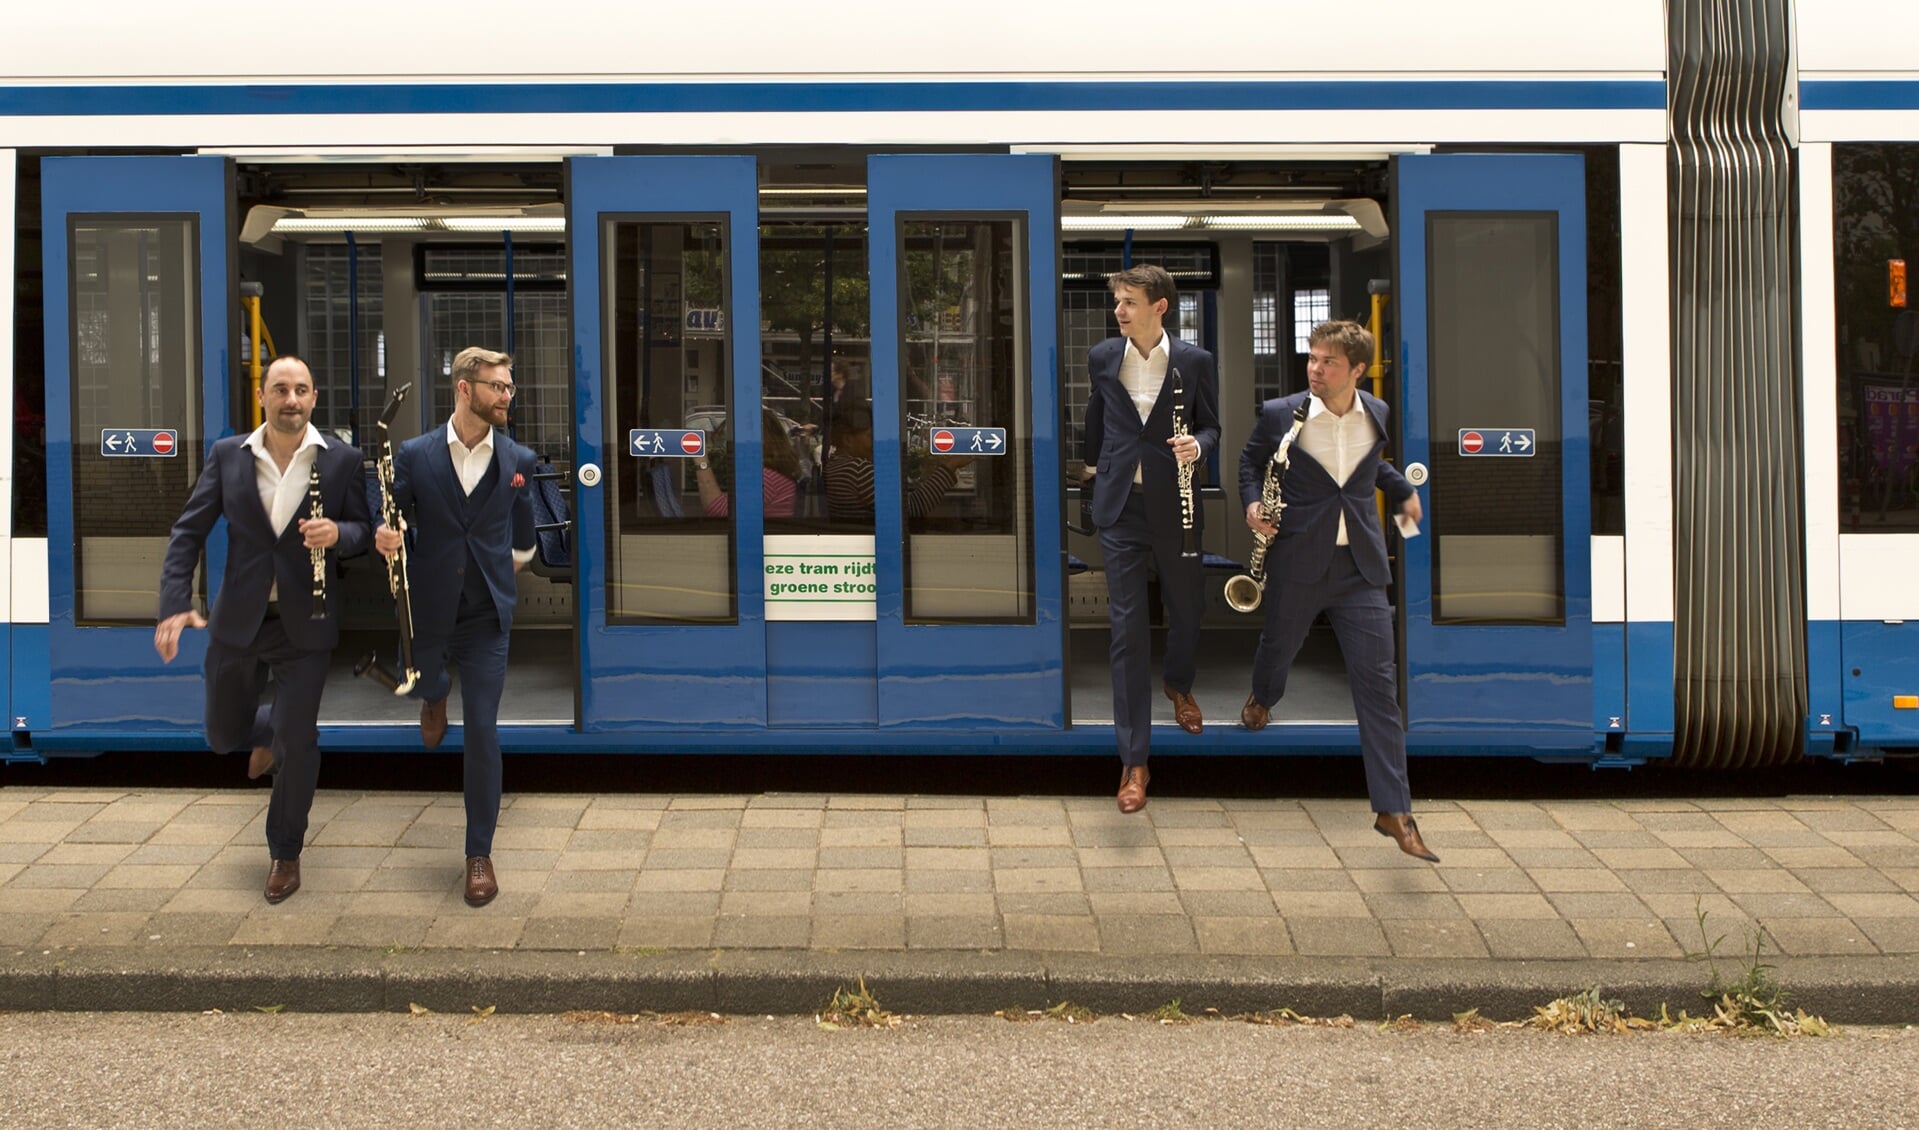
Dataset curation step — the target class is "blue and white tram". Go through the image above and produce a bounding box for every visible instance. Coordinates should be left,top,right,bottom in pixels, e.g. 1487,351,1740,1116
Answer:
0,0,1913,767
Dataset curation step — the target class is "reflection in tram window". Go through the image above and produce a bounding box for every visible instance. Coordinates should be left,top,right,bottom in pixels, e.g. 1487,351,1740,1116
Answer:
1834,143,1919,533
601,219,737,623
898,219,1034,623
69,218,204,623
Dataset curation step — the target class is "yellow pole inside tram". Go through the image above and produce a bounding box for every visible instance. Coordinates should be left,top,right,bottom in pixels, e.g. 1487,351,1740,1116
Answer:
1367,283,1390,527
244,291,265,429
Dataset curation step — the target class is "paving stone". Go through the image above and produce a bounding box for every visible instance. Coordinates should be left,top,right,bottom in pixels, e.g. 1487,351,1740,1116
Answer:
993,868,1083,894
1825,892,1919,918
1096,914,1197,956
904,847,988,870
544,869,640,894
815,869,901,893
1436,868,1537,894
143,912,248,946
1162,846,1257,868
8,863,113,889
722,869,814,893
97,864,199,890
633,869,726,893
1082,867,1176,894
1259,869,1360,892
1567,918,1683,958
1383,919,1489,958
821,810,902,829
648,828,737,851
1587,847,1689,869
1454,893,1559,919
1349,867,1449,894
1286,917,1390,957
667,796,750,812
616,916,716,949
1852,918,1919,954
1476,918,1587,959
996,893,1091,916
737,808,823,829
902,809,985,828
814,892,903,916
818,848,905,870
729,848,816,870
1178,890,1281,917
1712,869,1813,894
577,807,668,831
38,843,137,866
1527,869,1629,893
1547,892,1653,918
644,848,735,870
1077,846,1168,869
1272,890,1369,918
1759,917,1878,956
519,916,621,950
1364,892,1466,919
990,847,1079,869
119,842,224,866
712,915,810,948
905,827,988,848
734,827,819,850
1567,830,1667,849
1246,845,1343,869
903,869,995,894
159,887,266,915
1088,892,1187,917
628,891,722,917
1002,914,1099,952
904,892,997,917
906,915,1002,949
811,915,905,949
227,914,338,947
420,914,527,949
1485,829,1583,851
719,891,811,917
71,888,175,913
63,822,163,845
327,915,431,949
531,892,629,919
1193,916,1293,955
984,825,1071,848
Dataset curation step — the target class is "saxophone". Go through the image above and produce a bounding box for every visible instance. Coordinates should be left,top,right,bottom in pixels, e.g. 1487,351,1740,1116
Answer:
1171,367,1199,559
1224,398,1310,613
305,461,328,620
354,382,421,696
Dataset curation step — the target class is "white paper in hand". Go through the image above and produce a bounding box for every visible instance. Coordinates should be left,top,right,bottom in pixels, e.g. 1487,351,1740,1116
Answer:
1394,512,1421,540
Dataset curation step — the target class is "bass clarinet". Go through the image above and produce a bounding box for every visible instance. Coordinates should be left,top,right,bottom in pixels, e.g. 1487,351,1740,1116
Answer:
354,382,421,696
1170,367,1199,559
1223,398,1310,613
305,461,328,619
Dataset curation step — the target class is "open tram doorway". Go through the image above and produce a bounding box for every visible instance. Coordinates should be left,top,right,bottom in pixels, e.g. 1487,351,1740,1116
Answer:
1059,157,1396,730
233,159,578,728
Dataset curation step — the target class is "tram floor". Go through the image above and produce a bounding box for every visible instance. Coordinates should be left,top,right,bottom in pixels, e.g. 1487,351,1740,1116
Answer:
318,628,576,726
1068,626,1358,727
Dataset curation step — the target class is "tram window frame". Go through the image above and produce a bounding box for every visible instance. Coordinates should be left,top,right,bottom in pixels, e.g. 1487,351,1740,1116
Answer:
66,212,208,625
413,242,567,292
12,153,47,538
1060,241,1219,290
895,212,1037,626
599,214,741,626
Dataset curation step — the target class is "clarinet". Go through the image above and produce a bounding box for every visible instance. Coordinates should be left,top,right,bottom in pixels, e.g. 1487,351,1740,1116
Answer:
1224,398,1310,613
354,383,421,696
305,460,327,620
1170,367,1199,559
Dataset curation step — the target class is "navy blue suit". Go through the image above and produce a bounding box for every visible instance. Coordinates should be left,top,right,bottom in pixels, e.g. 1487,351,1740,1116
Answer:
1239,390,1417,813
387,425,537,858
1080,335,1221,766
159,433,371,860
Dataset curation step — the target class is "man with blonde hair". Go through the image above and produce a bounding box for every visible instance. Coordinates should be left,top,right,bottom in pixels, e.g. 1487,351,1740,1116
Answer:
375,346,537,905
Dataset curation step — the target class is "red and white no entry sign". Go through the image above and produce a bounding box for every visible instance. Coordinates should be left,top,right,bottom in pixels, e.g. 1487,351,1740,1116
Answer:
151,430,175,455
1460,430,1483,454
680,431,704,456
931,429,955,452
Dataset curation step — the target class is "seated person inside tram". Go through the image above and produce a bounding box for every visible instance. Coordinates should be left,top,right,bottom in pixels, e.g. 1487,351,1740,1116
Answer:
823,402,970,522
694,406,804,518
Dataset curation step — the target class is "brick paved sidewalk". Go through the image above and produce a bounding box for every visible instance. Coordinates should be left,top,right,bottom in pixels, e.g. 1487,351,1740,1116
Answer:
3,788,1917,962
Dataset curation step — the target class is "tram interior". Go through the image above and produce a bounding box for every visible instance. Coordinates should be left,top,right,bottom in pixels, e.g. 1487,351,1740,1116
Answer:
229,155,1395,729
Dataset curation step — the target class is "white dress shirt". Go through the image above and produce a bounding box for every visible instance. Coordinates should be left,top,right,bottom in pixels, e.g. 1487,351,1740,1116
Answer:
1116,330,1169,484
242,422,326,601
445,422,535,566
1296,394,1378,546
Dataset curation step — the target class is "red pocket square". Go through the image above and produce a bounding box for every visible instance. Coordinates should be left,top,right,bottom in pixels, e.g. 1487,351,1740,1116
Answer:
511,473,526,488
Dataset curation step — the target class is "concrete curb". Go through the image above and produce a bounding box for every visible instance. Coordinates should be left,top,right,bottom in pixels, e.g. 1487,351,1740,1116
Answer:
5,949,1919,1023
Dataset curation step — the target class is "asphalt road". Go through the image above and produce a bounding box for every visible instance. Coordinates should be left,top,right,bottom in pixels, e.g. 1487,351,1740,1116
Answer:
3,1012,1915,1127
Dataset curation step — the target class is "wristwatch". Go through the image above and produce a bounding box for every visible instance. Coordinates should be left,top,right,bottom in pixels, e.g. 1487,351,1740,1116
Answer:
695,458,711,471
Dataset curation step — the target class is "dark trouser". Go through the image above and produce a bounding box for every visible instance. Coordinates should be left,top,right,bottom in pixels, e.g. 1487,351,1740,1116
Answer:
1097,490,1205,768
203,614,330,861
1251,545,1412,814
411,594,510,858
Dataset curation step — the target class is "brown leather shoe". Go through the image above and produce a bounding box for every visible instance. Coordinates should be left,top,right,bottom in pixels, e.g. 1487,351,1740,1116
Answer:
1374,813,1440,863
247,745,275,779
421,697,449,750
1164,685,1203,734
464,855,499,906
1116,765,1150,814
264,859,301,903
1240,694,1269,731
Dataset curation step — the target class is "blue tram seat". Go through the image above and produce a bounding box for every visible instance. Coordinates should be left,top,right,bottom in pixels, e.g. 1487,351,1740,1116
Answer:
1202,551,1242,573
528,458,574,582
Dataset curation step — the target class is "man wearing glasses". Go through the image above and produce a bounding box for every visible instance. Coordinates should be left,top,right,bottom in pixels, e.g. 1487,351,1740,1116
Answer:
374,346,537,906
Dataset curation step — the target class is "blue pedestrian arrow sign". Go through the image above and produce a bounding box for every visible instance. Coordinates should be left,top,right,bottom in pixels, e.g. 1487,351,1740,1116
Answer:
1457,428,1535,457
101,428,179,457
927,427,1007,456
629,429,706,458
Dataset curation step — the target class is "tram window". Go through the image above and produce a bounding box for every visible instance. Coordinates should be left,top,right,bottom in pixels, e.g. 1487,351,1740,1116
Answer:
898,218,1034,623
68,217,204,623
1833,144,1919,532
1425,213,1566,624
601,219,737,624
12,155,46,538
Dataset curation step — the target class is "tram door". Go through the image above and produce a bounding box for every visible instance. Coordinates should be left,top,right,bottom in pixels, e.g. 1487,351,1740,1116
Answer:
38,156,234,734
1393,154,1592,743
569,154,1063,731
